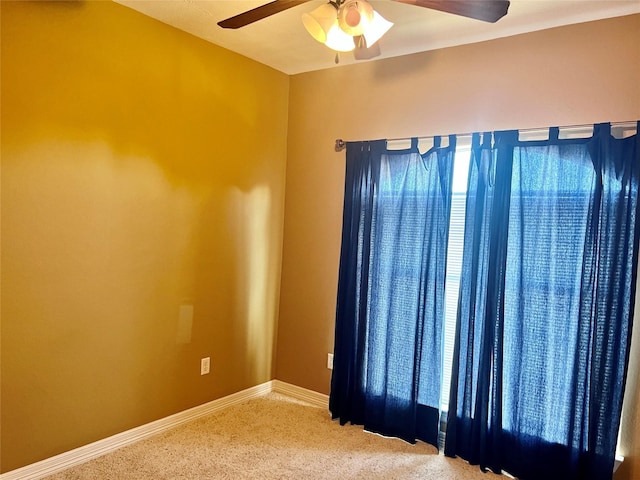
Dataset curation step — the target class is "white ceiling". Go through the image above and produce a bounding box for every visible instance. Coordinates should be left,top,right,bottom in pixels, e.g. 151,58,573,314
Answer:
114,0,640,75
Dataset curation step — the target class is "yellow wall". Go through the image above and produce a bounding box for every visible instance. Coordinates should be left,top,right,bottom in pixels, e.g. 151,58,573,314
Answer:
1,0,289,472
277,13,640,480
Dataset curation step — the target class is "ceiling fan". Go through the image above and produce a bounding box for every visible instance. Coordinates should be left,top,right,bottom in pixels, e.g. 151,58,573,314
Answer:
218,0,510,61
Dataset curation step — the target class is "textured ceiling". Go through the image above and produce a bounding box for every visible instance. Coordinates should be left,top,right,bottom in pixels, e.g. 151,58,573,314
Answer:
114,0,640,75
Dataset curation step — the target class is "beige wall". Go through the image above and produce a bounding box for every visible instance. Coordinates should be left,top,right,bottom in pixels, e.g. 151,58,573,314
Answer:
1,1,289,472
277,13,640,479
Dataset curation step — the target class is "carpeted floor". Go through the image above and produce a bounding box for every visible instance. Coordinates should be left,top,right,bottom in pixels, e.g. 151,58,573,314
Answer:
43,393,500,479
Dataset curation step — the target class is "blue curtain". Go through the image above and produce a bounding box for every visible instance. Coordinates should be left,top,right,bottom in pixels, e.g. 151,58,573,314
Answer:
330,137,455,447
444,123,640,480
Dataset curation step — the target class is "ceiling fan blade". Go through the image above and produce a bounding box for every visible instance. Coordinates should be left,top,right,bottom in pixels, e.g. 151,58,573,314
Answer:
394,0,510,23
218,0,310,29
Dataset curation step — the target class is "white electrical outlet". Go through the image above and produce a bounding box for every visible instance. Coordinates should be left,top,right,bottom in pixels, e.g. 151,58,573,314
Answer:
327,353,334,370
201,357,210,375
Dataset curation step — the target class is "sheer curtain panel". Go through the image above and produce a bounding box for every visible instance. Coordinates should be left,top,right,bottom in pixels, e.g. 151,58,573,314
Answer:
444,123,640,480
330,137,455,447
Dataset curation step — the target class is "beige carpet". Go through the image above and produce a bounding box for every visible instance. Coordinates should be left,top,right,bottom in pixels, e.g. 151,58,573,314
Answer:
43,393,500,479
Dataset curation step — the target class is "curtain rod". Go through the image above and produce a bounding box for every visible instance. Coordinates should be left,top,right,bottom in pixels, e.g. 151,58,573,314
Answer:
334,121,638,152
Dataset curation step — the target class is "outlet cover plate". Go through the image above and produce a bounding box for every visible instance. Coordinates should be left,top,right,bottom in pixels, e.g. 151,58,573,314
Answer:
201,357,210,375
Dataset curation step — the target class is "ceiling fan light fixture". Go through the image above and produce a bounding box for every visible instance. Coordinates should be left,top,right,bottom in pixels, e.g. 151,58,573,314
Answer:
325,21,357,52
338,0,374,37
302,3,338,44
362,10,393,48
300,0,394,54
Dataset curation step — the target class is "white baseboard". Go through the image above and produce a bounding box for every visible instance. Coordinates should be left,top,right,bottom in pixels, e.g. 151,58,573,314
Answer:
1,380,325,480
271,380,329,408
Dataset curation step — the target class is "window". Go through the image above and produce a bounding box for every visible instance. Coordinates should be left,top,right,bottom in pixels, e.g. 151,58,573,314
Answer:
441,141,471,413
